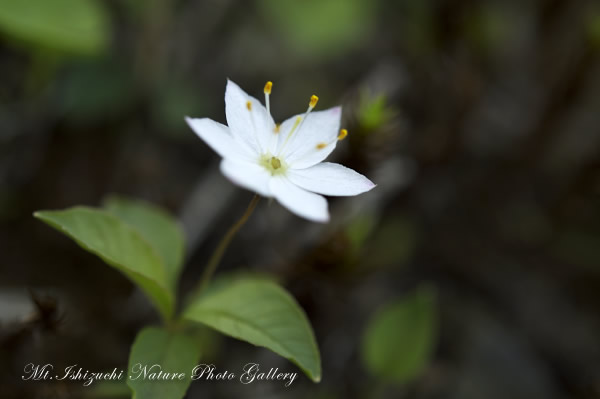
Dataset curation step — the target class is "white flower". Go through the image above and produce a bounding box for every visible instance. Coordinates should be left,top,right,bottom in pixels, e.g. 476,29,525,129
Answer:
185,79,375,223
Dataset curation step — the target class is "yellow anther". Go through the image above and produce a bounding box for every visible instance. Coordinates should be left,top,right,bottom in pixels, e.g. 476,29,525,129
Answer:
264,81,273,94
337,129,348,141
270,157,282,169
316,142,327,150
273,123,281,133
246,101,252,111
309,95,319,108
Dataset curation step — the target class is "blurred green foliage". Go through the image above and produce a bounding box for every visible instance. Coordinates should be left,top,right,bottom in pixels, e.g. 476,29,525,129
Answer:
155,80,208,133
367,216,417,269
0,0,109,55
463,5,509,53
362,286,437,384
345,214,377,255
396,0,436,57
60,60,135,124
344,214,417,271
554,230,600,270
258,0,377,60
586,7,600,48
357,90,396,132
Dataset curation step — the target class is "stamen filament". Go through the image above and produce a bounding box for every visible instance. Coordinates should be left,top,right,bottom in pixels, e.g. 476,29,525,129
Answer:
246,99,263,153
278,116,302,155
264,81,272,115
278,94,319,156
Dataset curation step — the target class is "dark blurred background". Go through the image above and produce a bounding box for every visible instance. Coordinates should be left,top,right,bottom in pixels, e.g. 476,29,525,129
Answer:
1,0,600,398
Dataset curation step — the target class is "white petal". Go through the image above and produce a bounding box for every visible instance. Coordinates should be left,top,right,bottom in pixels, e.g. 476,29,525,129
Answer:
220,158,272,197
277,106,342,169
225,79,275,155
288,162,376,196
185,117,253,161
269,176,329,223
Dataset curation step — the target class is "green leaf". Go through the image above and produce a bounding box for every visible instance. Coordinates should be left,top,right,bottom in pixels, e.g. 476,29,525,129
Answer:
103,196,185,291
127,327,201,399
362,286,437,384
183,277,321,382
0,0,109,55
34,207,174,320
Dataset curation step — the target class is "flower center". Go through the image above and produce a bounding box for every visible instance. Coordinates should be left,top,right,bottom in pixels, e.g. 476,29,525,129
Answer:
270,157,281,169
259,154,287,176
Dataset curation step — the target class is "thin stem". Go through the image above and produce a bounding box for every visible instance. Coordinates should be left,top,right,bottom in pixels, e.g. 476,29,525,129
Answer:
197,194,260,292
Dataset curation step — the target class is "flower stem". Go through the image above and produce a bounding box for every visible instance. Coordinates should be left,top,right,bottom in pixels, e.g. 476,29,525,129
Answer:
197,194,260,292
